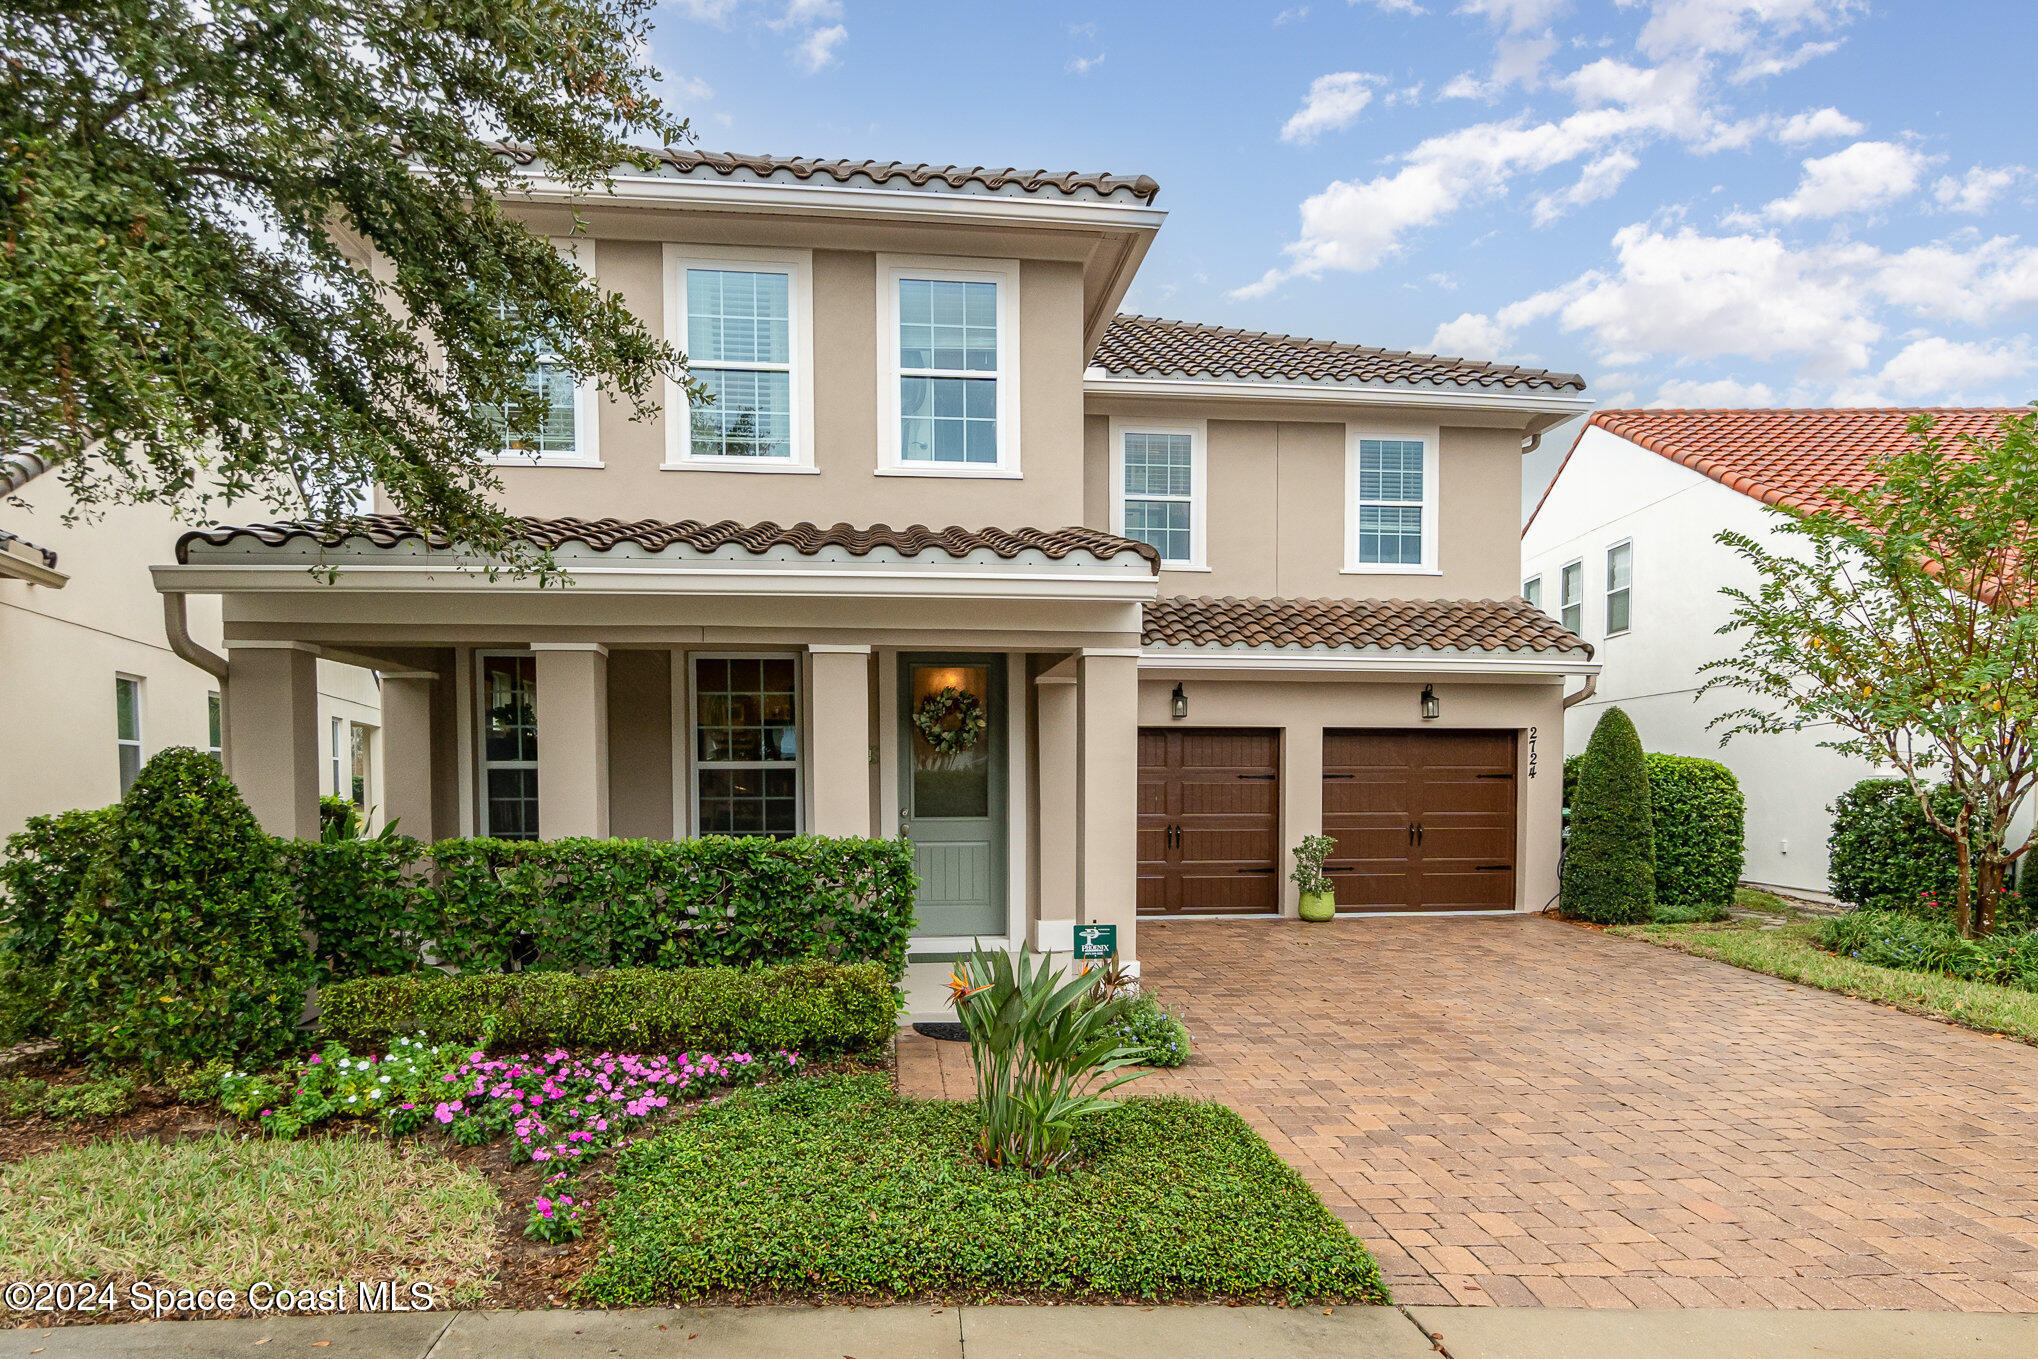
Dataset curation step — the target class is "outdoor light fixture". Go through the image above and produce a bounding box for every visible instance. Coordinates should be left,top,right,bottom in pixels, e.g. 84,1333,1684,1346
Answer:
1420,684,1440,721
1171,682,1188,720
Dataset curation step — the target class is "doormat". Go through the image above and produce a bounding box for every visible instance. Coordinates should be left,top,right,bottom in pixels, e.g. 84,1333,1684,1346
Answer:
911,1021,970,1043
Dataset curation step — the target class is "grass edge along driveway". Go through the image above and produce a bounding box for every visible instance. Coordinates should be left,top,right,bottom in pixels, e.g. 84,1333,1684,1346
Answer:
581,1073,1387,1307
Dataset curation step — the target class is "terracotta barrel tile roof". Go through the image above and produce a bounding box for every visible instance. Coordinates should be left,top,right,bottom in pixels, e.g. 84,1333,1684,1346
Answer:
491,143,1161,204
1143,595,1591,656
1567,407,2028,518
176,515,1161,570
1093,315,1587,392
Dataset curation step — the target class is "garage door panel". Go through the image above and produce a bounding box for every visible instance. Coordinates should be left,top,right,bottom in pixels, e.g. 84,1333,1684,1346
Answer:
1179,729,1278,769
1176,871,1279,914
1179,781,1277,817
1139,727,1281,917
1182,826,1280,866
1417,866,1516,909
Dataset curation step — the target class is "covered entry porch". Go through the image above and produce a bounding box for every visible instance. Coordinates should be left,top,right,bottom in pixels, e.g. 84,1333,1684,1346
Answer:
153,517,1160,979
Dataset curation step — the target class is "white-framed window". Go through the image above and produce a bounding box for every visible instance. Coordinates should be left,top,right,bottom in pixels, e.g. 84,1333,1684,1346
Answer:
476,652,539,840
1560,559,1584,635
876,255,1021,476
484,236,601,468
1110,418,1207,568
1522,576,1542,611
1606,540,1633,636
207,691,222,762
664,245,815,472
349,722,374,808
114,675,143,793
688,654,801,838
331,715,344,796
1344,426,1440,573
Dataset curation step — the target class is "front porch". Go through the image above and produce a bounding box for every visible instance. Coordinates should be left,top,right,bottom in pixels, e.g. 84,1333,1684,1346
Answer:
155,517,1161,1000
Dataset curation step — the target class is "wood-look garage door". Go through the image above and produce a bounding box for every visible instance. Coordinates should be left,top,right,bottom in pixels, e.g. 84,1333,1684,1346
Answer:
1138,728,1281,916
1322,729,1517,913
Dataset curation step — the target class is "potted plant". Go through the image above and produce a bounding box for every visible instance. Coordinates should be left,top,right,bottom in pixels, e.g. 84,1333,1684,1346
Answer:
1292,834,1337,922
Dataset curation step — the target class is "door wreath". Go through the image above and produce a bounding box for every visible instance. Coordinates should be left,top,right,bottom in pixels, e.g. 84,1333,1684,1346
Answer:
913,685,988,754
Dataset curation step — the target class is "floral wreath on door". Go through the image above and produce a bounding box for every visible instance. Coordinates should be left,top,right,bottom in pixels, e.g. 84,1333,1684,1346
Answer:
912,685,987,755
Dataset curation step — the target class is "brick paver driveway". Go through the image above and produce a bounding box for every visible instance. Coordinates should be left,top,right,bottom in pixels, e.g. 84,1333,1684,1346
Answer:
899,916,2038,1309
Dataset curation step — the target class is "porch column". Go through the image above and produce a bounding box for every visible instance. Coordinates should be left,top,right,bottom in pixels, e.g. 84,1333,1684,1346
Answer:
532,644,609,839
1078,649,1140,961
224,642,322,840
1032,663,1080,954
379,671,438,843
808,645,873,837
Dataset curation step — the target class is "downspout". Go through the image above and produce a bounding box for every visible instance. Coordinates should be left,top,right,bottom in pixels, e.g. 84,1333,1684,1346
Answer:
1562,671,1598,709
163,590,232,766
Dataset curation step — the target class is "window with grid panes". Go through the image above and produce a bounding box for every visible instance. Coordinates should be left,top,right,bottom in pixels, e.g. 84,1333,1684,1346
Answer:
1354,438,1428,565
1121,430,1196,563
685,268,793,459
479,655,539,839
897,278,1000,465
693,656,800,838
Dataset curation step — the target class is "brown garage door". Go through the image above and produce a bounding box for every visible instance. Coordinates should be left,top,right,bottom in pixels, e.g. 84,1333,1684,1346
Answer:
1322,729,1517,913
1138,727,1281,916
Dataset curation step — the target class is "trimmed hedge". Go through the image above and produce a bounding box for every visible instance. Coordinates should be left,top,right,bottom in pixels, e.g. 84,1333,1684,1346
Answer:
1827,779,1964,913
0,806,120,971
1561,707,1656,924
317,961,897,1058
1644,754,1745,907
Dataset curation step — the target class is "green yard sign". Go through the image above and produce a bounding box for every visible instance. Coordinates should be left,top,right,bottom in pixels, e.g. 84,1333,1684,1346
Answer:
1074,923,1118,961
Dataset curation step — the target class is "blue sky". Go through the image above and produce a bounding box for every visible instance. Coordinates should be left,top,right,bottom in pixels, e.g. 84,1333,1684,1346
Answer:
651,1,2038,415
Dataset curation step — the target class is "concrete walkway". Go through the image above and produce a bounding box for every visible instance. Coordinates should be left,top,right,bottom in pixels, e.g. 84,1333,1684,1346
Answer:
6,1305,2038,1358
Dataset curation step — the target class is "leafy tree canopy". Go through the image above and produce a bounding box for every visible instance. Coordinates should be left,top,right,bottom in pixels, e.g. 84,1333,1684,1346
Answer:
1,0,693,566
1702,409,2038,936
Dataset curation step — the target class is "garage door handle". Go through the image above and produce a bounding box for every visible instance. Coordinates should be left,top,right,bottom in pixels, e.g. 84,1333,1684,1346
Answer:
1238,773,1277,781
1239,866,1276,874
1476,773,1514,780
1474,864,1509,871
1323,773,1354,781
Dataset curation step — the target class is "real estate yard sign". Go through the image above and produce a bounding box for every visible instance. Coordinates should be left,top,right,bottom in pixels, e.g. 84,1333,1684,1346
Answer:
1075,924,1117,961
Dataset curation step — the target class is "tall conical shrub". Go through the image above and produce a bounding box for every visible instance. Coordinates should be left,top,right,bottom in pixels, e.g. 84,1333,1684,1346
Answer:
1562,707,1656,924
56,748,311,1073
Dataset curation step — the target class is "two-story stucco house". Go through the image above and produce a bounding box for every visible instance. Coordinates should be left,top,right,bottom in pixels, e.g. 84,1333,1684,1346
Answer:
1521,406,2028,897
150,150,1596,995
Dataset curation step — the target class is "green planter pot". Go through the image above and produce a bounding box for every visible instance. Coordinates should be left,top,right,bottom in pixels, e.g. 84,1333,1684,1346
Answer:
1298,890,1336,922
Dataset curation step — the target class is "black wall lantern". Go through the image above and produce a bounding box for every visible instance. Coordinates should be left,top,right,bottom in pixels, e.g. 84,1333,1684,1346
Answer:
1171,682,1188,720
1420,684,1440,721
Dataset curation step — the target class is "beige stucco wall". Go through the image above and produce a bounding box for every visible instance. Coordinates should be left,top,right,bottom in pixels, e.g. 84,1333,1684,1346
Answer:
1134,673,1567,915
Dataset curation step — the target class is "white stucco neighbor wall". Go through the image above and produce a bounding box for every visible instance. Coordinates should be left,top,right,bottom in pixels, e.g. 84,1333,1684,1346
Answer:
1521,427,1888,895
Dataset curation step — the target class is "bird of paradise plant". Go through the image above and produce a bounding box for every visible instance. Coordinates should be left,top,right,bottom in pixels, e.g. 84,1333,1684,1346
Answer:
947,944,1148,1174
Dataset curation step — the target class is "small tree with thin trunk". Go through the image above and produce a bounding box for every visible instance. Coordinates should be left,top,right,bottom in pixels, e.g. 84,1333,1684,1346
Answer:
1701,409,2038,938
1562,706,1656,924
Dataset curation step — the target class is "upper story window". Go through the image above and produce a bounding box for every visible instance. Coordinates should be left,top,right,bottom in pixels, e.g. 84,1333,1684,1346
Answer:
877,256,1021,477
1110,419,1206,568
666,245,815,472
115,675,142,793
1560,559,1584,635
1522,576,1542,610
1606,540,1633,636
486,237,600,468
1345,428,1439,574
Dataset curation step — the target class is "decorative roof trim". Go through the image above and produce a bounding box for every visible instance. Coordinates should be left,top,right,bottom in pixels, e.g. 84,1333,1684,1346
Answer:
1085,372,1596,416
1142,595,1593,659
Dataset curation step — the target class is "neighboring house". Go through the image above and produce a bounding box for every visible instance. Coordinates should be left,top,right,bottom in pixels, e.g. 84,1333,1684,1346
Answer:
1,453,384,841
149,149,1597,1004
1521,407,2026,896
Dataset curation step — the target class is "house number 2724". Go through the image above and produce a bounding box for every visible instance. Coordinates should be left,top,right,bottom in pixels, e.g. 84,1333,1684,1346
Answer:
1527,726,1538,779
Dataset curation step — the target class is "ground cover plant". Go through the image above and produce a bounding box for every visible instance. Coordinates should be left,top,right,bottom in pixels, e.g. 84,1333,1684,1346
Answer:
1098,990,1192,1068
1817,911,2038,992
580,1073,1387,1305
0,1134,499,1298
0,1074,135,1122
1609,918,2038,1043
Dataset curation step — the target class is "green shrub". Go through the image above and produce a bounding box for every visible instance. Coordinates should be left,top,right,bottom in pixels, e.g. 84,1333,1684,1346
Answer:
1561,707,1656,924
0,959,56,1046
1827,779,1964,913
318,961,896,1058
0,1075,136,1121
280,834,430,983
1103,992,1192,1068
582,1073,1388,1305
1817,911,2038,992
1644,754,1745,907
319,795,363,841
1,806,120,971
54,748,312,1074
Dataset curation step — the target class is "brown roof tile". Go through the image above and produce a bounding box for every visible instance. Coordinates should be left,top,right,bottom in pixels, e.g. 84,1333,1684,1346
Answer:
491,144,1161,204
1143,595,1591,656
1528,407,2028,530
176,515,1161,570
1093,315,1587,392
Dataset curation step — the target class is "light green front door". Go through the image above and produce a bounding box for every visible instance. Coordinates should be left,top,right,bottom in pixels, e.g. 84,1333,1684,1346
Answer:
898,654,1007,939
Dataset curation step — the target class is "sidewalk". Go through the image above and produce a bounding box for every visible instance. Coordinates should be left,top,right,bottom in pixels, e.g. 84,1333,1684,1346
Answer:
6,1305,2038,1358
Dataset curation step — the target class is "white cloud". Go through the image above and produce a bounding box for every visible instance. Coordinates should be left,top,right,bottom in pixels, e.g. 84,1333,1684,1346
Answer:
1067,51,1105,75
1649,376,1778,406
1869,235,2038,325
1531,149,1640,224
1763,140,1932,221
666,74,715,104
775,0,841,23
1934,166,2027,215
1429,312,1514,358
1636,0,1863,61
1874,336,2038,401
1732,37,1840,81
1457,0,1567,29
1774,106,1863,143
1351,0,1426,12
1280,72,1381,144
1274,5,1311,21
793,21,846,71
669,0,745,22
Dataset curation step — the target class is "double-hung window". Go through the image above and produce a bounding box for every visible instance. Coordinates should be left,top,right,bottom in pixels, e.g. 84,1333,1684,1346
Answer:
1605,541,1633,635
114,676,142,793
1560,560,1584,635
1522,576,1542,611
485,237,599,466
478,653,540,840
1346,429,1439,572
666,246,813,470
878,256,1020,475
691,655,800,838
1111,419,1206,568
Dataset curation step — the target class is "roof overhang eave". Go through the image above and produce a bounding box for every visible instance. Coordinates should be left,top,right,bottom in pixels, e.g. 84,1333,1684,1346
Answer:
0,543,67,588
1085,372,1596,417
1138,645,1598,677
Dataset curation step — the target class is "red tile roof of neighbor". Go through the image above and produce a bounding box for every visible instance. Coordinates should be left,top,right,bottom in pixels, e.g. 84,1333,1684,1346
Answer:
1528,407,2029,531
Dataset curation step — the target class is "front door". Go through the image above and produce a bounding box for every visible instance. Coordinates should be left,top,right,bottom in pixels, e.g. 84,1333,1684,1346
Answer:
1137,727,1282,916
898,654,1007,939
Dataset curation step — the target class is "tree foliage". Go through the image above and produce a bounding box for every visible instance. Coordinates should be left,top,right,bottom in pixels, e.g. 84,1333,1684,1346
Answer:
1702,410,2038,937
1561,706,1656,924
1,0,693,566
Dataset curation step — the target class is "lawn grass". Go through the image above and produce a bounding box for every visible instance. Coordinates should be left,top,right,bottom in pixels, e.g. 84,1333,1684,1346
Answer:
1609,919,2038,1043
0,1133,500,1294
1732,886,1806,918
580,1073,1387,1306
